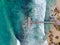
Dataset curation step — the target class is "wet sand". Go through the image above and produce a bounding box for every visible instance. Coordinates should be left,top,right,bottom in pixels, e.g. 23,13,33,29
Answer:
57,0,60,10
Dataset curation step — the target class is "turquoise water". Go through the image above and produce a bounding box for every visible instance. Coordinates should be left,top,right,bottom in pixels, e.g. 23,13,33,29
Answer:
0,0,56,45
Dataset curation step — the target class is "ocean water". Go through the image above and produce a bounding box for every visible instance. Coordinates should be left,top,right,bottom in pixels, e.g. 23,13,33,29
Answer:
6,0,56,45
21,0,57,45
21,0,47,45
0,0,57,45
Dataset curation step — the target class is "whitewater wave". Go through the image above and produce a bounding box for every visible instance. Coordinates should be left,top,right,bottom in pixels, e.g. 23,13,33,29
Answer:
21,0,47,45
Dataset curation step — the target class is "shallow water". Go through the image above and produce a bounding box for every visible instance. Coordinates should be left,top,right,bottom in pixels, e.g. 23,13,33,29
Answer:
21,0,57,45
21,0,47,45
